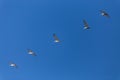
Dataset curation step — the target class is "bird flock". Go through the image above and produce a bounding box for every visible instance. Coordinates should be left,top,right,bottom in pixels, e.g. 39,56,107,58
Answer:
83,10,110,30
9,10,110,68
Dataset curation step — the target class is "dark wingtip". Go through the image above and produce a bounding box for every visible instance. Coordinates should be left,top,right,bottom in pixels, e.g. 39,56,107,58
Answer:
53,33,56,36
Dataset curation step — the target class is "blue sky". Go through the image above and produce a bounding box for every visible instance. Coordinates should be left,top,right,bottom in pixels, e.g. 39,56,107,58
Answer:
0,0,120,80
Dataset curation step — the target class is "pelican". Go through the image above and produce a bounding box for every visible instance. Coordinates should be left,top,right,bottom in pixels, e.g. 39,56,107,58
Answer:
53,33,60,43
83,20,90,29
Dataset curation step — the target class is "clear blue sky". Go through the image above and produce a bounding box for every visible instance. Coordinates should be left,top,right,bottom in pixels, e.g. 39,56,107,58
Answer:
0,0,120,80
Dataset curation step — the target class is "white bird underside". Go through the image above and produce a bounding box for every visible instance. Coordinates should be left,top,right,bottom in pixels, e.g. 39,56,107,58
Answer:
10,64,16,67
28,51,34,54
84,26,90,29
54,39,60,43
101,13,105,16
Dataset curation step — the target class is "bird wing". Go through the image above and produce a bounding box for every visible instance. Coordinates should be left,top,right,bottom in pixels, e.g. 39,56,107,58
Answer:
32,52,37,56
83,20,89,27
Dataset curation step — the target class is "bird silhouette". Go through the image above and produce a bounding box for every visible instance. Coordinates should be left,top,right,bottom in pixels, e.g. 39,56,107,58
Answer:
83,20,90,29
27,49,37,56
9,62,18,68
53,33,60,43
100,10,110,18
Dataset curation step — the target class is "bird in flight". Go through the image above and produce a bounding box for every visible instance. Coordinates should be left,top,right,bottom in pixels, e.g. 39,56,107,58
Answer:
100,10,110,18
83,20,90,29
53,33,60,43
27,49,37,56
9,62,18,68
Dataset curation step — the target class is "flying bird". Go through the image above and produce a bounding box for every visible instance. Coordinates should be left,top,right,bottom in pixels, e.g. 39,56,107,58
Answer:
9,62,18,68
100,10,110,18
83,20,90,29
27,49,37,56
53,33,60,43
